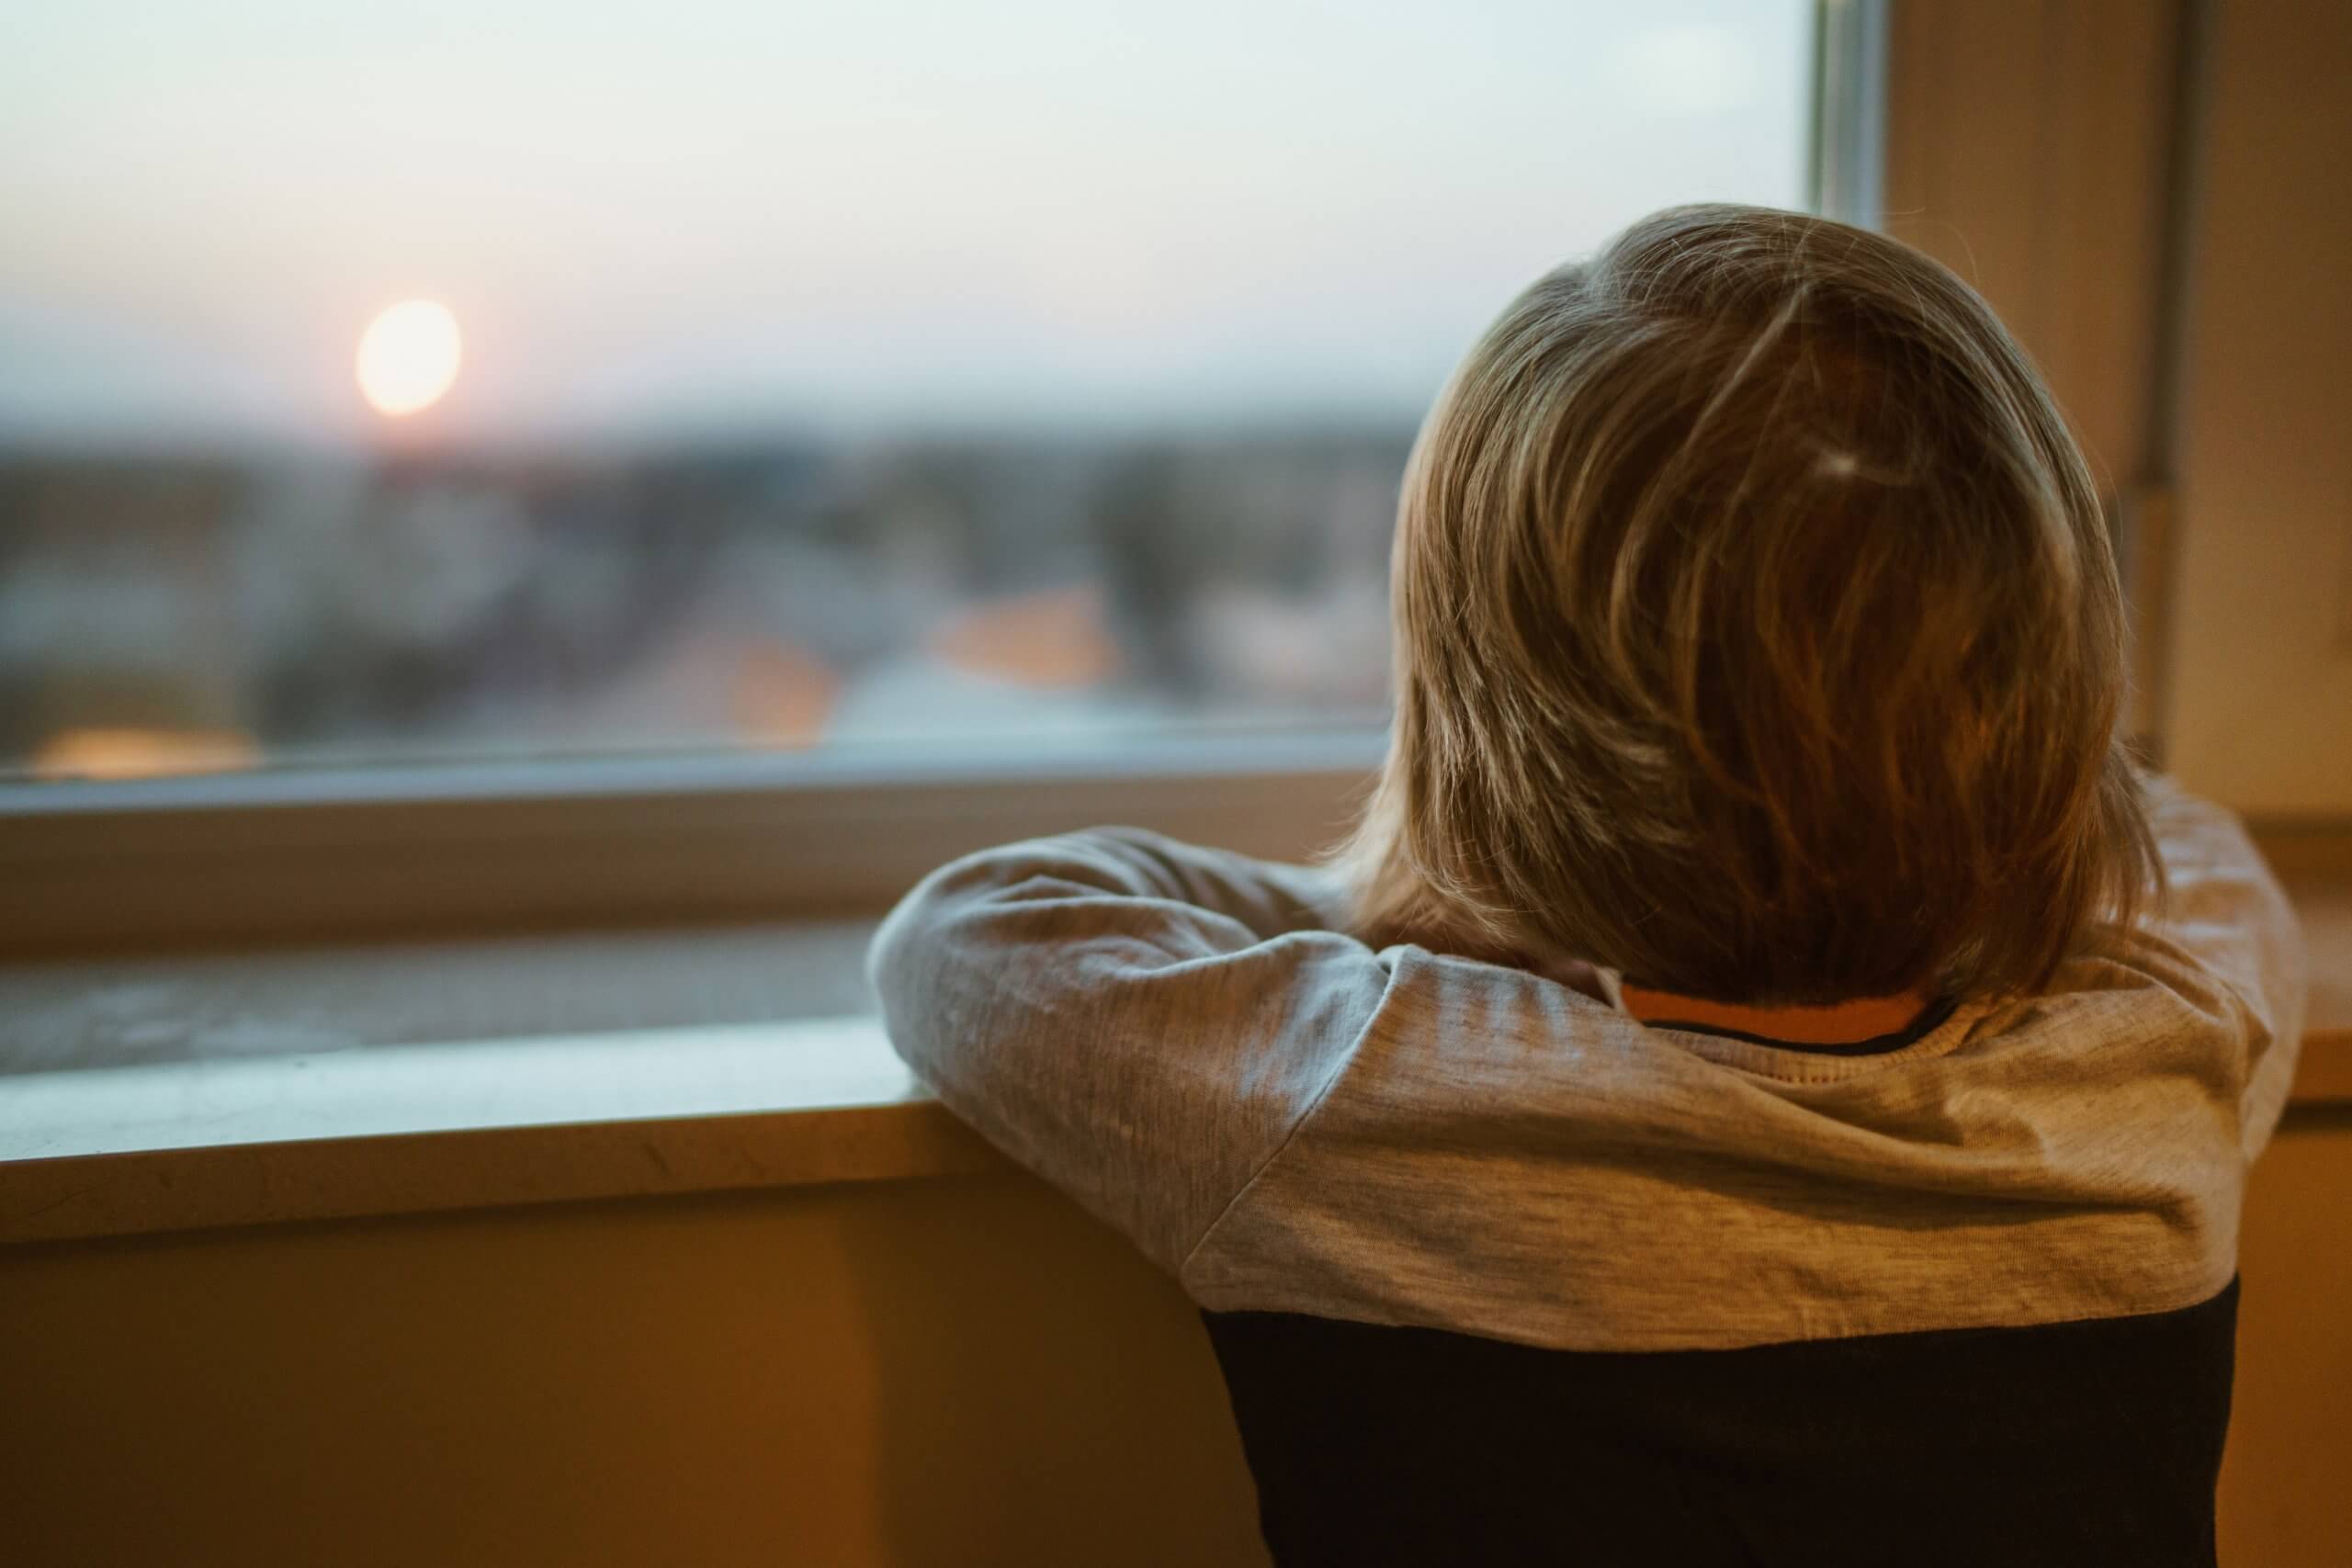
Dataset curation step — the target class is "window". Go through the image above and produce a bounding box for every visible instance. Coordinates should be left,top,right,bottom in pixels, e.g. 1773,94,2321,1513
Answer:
1,3,1975,952
2,1,1817,786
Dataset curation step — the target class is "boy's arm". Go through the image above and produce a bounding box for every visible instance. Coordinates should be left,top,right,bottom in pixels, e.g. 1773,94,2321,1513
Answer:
865,828,1391,1272
2141,777,2309,1161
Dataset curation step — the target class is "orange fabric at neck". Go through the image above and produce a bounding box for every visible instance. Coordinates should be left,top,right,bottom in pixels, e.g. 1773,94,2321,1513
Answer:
1616,983,1931,1046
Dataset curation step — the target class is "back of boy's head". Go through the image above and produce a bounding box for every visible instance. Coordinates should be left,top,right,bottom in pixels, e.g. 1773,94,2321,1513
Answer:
1337,203,2157,1006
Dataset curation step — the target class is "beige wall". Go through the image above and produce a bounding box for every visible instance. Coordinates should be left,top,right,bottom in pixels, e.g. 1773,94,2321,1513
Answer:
1882,0,2179,493
1881,0,2352,801
2219,1117,2352,1561
4,1122,2347,1566
2165,0,2352,810
0,1174,1269,1568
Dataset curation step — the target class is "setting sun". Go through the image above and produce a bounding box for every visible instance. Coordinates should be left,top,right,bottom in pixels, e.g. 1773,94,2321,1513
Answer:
356,300,461,416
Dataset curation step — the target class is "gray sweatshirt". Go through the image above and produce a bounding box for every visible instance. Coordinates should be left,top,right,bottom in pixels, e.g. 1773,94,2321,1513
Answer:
866,778,2305,1351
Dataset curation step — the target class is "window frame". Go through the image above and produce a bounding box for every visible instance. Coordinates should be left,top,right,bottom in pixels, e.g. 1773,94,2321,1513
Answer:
9,0,2211,954
0,736,1385,953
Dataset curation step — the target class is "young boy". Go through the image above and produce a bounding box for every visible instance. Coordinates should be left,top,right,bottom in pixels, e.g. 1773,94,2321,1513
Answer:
867,206,2307,1566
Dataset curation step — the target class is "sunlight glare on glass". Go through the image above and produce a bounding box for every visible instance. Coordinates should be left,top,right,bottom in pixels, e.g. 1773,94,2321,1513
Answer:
356,300,462,417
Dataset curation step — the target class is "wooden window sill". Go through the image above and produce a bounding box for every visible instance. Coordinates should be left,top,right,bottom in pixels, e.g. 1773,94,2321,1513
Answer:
4,878,2346,1249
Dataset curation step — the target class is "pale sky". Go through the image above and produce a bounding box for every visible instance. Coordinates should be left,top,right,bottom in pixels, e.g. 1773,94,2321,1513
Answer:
0,0,1811,449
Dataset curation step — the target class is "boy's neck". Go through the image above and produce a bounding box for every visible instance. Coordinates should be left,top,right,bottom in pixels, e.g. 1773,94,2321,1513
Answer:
1615,983,1932,1047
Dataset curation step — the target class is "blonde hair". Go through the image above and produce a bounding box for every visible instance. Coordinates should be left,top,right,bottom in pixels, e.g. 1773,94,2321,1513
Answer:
1331,204,2157,1005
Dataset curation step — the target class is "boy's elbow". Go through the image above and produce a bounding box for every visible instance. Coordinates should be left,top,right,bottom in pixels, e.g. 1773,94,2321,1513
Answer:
865,920,954,1091
866,850,996,986
865,886,951,1055
865,854,1027,1077
865,864,943,988
865,837,1111,1000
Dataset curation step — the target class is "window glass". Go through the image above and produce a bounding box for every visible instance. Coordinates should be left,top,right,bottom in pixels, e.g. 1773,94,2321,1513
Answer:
0,1,1813,780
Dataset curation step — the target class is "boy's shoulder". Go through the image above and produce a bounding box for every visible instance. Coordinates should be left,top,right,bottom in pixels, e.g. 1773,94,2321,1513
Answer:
1187,933,2262,1349
871,810,2301,1350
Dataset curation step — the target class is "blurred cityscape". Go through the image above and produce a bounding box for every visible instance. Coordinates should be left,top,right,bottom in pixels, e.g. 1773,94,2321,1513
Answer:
0,431,1408,779
2,0,1811,782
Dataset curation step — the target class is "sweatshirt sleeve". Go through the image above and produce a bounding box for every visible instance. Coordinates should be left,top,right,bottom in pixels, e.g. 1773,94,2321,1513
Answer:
865,828,1395,1272
2140,777,2309,1162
